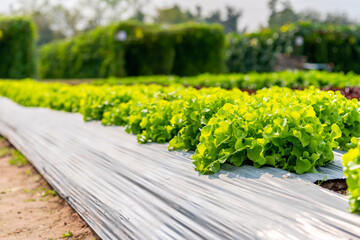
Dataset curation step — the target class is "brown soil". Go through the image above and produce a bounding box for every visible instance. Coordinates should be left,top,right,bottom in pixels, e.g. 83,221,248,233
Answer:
0,138,100,240
316,179,348,195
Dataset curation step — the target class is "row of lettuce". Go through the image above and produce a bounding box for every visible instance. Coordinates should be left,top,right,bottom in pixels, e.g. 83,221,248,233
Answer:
1,80,360,211
3,16,360,79
94,70,360,90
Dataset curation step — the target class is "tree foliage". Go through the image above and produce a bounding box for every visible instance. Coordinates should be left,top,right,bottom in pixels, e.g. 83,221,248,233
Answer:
267,0,358,29
10,0,143,45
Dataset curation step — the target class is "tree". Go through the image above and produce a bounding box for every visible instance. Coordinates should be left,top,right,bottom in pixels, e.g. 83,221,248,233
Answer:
298,9,322,23
128,0,148,22
204,10,221,24
204,6,244,33
195,5,202,22
223,6,242,33
324,12,354,25
80,0,133,30
130,10,145,22
11,0,66,45
268,0,357,28
268,0,298,29
50,4,83,37
268,0,278,14
155,5,191,24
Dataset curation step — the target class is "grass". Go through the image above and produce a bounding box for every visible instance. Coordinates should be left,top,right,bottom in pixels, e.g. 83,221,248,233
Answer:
0,135,10,157
317,174,328,186
0,147,10,157
23,187,46,194
61,231,73,238
23,187,58,202
42,189,58,197
8,149,28,166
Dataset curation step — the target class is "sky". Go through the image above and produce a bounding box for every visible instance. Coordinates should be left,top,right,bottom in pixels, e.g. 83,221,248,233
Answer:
1,0,360,31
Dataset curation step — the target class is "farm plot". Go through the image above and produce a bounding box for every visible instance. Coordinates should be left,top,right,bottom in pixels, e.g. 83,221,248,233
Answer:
0,97,359,240
0,80,359,175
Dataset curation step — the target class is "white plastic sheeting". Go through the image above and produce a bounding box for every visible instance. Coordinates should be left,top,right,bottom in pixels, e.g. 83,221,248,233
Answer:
0,97,359,240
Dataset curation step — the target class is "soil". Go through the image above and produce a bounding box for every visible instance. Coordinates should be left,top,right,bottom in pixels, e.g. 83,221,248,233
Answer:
316,179,348,195
0,138,100,240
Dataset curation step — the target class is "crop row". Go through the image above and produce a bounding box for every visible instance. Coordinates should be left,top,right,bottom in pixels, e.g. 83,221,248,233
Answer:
94,70,360,92
343,141,360,213
1,80,359,176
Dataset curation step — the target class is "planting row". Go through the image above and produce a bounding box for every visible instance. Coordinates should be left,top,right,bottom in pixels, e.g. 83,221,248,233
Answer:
1,80,360,211
343,141,360,212
95,70,360,94
1,80,359,171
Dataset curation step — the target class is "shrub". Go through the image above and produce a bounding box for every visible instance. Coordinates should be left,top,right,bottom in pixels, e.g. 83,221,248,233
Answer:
0,16,37,78
39,23,127,79
123,25,175,76
39,22,225,79
226,22,360,73
171,23,225,76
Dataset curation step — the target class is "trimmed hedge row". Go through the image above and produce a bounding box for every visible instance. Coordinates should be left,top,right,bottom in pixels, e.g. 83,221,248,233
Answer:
39,22,225,79
0,17,37,79
226,22,360,73
39,23,126,79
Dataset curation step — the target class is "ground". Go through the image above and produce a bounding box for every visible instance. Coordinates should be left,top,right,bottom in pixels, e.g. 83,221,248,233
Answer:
0,137,100,240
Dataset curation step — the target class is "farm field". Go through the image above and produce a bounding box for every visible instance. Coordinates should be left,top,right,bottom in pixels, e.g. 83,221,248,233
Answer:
2,72,360,238
2,1,360,238
1,74,360,211
0,96,359,239
94,70,360,92
0,79,355,173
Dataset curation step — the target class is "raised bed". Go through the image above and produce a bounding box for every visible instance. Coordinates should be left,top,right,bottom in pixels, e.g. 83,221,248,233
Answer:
0,97,359,239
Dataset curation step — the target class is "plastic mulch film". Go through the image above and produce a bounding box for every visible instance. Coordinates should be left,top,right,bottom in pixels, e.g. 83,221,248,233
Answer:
0,97,359,240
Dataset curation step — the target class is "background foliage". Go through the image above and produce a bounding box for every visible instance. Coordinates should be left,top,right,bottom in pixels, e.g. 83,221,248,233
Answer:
226,22,360,73
39,22,225,78
0,17,37,79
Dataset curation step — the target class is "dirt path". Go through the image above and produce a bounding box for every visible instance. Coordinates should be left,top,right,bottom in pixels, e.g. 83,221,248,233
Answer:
0,137,100,240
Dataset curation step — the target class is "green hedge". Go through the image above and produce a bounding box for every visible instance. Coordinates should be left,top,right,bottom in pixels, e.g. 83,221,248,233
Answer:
39,23,128,79
39,22,225,79
123,25,175,76
226,22,360,73
171,23,225,76
0,17,37,78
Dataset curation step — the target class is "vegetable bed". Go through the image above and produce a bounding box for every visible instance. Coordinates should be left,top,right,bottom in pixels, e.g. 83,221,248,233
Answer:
94,70,360,91
1,78,360,212
0,80,359,173
0,97,358,239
